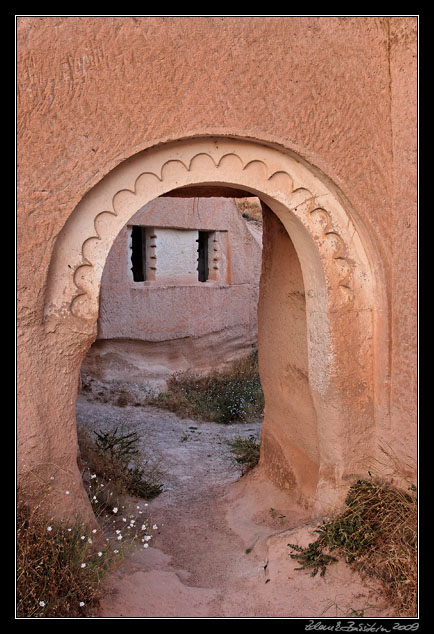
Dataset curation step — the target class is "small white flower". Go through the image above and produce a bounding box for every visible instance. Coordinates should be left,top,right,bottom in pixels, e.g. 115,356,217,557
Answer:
79,601,85,607
97,552,102,557
114,549,119,553
115,529,121,534
39,601,45,607
67,528,72,532
65,490,70,495
152,524,158,530
144,535,151,541
117,534,123,540
112,507,118,513
92,529,97,533
122,518,127,522
88,538,93,544
50,476,54,480
90,474,97,479
93,496,97,500
47,526,52,532
143,543,149,548
81,535,86,540
81,563,86,568
141,524,147,531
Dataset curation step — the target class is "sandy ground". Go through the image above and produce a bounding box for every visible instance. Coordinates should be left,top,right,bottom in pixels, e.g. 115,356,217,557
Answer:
76,392,394,619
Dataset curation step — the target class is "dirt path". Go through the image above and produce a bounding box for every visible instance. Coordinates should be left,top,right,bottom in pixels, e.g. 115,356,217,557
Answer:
76,394,393,619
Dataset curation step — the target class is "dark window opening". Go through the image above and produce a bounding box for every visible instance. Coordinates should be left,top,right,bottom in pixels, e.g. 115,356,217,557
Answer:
197,231,209,282
131,226,146,282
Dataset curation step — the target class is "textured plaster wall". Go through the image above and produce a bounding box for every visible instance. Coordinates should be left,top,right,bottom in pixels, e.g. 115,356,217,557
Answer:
388,19,418,476
17,16,417,516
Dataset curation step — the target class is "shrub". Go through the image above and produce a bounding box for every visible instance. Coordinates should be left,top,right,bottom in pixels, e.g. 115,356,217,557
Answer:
77,425,163,506
151,350,264,424
288,478,417,616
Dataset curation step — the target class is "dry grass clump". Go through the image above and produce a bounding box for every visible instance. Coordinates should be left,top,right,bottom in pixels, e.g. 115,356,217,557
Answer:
235,197,263,222
17,434,160,619
16,490,119,618
17,485,157,618
288,478,417,616
151,350,264,424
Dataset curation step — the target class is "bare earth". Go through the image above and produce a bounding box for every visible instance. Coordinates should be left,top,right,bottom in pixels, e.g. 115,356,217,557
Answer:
76,393,393,619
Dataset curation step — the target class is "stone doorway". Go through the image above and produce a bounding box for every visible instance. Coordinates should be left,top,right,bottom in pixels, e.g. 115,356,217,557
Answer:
43,136,386,519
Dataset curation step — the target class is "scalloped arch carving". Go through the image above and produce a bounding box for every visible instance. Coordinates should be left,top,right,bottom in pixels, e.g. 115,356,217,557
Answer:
45,137,372,324
43,135,384,511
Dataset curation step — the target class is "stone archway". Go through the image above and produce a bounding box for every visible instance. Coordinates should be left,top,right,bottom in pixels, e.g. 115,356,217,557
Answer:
44,136,387,515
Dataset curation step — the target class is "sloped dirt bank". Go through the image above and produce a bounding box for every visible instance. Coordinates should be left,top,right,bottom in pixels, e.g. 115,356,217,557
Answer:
76,395,393,619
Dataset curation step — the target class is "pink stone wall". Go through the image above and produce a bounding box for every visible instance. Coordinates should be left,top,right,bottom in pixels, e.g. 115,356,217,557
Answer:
17,16,417,517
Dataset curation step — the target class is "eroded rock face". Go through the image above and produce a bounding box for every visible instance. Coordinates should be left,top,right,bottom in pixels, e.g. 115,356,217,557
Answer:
17,17,417,519
258,208,320,506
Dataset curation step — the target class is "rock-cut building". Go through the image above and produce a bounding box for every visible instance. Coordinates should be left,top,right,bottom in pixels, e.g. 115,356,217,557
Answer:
17,16,417,520
81,196,262,387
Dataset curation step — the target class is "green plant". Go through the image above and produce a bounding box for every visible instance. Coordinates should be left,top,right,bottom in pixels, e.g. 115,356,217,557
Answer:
288,478,417,616
78,425,163,504
124,464,164,499
288,540,339,578
269,507,286,521
228,435,260,474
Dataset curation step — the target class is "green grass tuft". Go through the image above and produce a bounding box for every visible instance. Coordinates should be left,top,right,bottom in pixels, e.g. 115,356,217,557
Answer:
227,435,261,474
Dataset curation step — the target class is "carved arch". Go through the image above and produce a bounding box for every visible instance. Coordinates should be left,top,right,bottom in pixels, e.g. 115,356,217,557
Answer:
45,136,384,511
45,137,372,324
